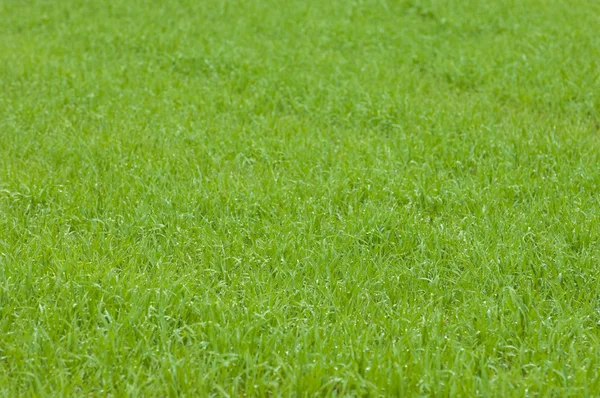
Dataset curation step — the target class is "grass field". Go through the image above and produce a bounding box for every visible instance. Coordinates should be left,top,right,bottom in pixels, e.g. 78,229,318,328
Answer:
1,0,600,395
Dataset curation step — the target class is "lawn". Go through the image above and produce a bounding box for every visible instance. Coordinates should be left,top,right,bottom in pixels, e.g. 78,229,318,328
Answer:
1,0,600,395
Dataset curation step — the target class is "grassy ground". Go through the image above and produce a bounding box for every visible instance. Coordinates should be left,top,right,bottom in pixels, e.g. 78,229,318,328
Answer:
1,0,600,395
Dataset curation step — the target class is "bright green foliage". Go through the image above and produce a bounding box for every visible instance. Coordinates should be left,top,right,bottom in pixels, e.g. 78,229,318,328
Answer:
1,0,600,395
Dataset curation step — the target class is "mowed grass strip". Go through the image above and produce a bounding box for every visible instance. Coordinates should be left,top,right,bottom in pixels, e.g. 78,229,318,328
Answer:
1,0,600,395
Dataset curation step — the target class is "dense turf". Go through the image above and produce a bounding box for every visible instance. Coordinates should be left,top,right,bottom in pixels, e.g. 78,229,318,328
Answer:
1,0,600,395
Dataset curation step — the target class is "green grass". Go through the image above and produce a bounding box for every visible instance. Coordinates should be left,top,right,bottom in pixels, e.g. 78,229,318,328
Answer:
1,0,600,395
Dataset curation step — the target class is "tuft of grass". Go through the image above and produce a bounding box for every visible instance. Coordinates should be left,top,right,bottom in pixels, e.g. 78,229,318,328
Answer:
1,0,600,395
